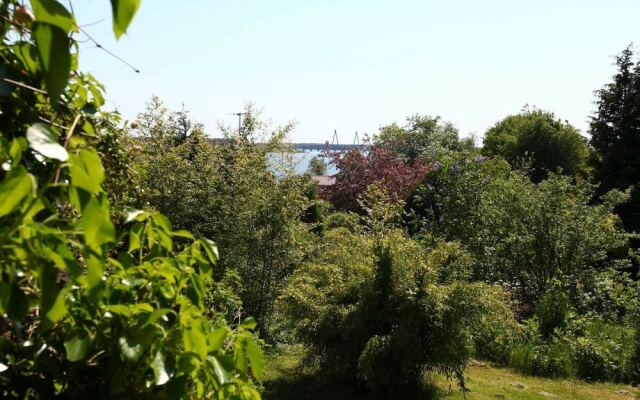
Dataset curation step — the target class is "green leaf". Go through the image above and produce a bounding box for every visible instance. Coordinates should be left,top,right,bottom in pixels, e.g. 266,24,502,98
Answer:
110,0,141,39
31,0,74,32
118,336,143,363
82,194,115,250
40,263,67,330
9,137,27,166
64,334,89,362
245,338,264,380
152,213,172,232
151,351,170,386
26,123,68,161
125,209,146,223
234,344,248,375
13,42,39,74
201,238,219,265
32,22,70,106
128,222,144,253
0,282,10,315
172,230,194,239
208,327,228,352
183,324,207,360
141,308,173,327
208,355,232,385
86,252,105,289
105,304,130,316
240,317,257,331
68,148,104,193
0,166,34,217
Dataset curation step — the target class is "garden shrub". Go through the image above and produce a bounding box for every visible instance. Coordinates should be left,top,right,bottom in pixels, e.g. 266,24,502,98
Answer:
279,228,514,395
536,284,570,338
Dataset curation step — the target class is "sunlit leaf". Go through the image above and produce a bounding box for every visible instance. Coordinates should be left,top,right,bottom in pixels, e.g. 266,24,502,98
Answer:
245,338,264,381
26,123,68,161
110,0,141,39
40,263,67,330
31,0,73,32
119,336,143,363
151,351,170,385
201,238,219,265
240,317,257,331
208,355,231,385
0,166,34,217
64,334,89,362
125,209,146,223
82,194,115,250
32,22,70,106
68,148,104,193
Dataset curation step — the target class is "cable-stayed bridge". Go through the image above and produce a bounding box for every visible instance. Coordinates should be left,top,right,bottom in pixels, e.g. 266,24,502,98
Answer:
292,130,367,152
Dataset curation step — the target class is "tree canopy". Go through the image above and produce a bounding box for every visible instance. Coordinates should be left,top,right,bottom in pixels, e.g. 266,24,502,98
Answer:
589,46,640,233
482,108,590,182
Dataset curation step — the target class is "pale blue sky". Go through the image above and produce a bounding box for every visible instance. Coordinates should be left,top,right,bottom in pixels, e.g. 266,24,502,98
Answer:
73,0,639,143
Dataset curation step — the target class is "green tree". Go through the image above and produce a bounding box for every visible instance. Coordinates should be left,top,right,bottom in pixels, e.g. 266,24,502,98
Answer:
134,100,313,332
374,114,474,164
589,46,640,233
482,108,590,182
307,155,327,175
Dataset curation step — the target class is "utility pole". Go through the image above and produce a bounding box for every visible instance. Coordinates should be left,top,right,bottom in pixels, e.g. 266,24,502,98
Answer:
229,112,246,134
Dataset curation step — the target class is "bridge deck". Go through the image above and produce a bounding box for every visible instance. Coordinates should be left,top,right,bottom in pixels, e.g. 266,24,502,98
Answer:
293,143,366,152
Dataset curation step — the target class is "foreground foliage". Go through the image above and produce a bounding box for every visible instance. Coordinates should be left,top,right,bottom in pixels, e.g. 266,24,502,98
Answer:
0,1,263,398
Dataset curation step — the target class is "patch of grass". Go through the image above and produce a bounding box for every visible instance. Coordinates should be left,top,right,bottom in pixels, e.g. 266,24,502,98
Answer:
263,346,640,400
433,362,639,400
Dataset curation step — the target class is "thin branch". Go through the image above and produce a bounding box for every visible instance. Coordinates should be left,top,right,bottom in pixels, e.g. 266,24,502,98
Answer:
79,18,105,28
3,78,47,94
54,113,82,184
77,27,140,73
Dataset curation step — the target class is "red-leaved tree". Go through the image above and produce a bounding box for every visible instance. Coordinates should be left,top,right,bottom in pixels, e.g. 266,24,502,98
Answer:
327,147,431,212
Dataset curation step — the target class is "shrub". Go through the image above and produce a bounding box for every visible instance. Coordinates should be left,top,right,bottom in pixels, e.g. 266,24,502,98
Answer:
536,284,570,338
279,228,514,394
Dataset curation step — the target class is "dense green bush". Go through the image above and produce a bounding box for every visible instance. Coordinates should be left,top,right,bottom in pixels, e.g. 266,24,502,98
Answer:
500,317,635,382
133,99,313,330
279,227,513,395
409,159,629,309
536,284,570,338
473,174,629,306
404,153,511,239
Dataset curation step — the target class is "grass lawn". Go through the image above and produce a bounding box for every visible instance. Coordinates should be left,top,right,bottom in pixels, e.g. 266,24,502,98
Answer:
263,346,640,400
